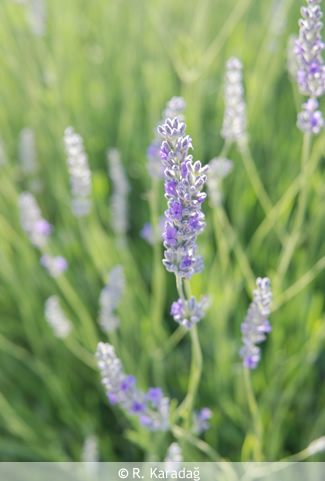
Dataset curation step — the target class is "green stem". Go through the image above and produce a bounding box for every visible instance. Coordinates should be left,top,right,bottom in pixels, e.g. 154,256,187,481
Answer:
239,141,286,246
276,133,312,282
243,367,264,461
174,325,203,427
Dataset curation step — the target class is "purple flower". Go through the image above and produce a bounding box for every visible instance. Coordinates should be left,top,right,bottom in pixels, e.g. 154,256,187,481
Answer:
165,181,178,196
163,225,177,246
221,57,247,143
192,407,212,435
120,375,136,392
131,401,145,414
170,201,182,220
96,342,169,432
295,0,325,98
170,296,208,330
240,277,272,369
147,387,163,407
297,98,324,134
157,118,208,279
34,219,52,235
40,255,68,277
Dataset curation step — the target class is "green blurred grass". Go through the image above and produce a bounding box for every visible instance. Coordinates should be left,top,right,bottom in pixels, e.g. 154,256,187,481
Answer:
0,0,325,462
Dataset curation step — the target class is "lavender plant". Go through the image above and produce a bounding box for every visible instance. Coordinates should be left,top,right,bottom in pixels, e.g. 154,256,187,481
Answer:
221,57,247,145
19,127,37,176
40,254,68,277
240,277,272,369
157,117,209,329
63,127,92,217
95,342,169,431
295,0,325,133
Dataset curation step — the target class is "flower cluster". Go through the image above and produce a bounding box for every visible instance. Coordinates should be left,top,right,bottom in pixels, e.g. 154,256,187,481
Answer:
295,0,325,133
297,98,325,133
107,148,130,237
63,127,92,217
207,157,233,208
221,57,247,143
44,296,72,338
40,255,68,278
240,277,272,369
295,0,325,97
18,192,52,248
158,118,208,279
98,266,125,333
147,97,186,178
96,342,169,431
192,407,212,435
171,296,209,330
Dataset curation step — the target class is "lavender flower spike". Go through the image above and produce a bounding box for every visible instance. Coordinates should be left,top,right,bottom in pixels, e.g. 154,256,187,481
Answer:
295,0,325,133
63,127,92,217
45,296,72,338
158,117,208,279
192,407,212,435
18,192,52,248
96,342,169,431
221,57,247,144
295,0,325,98
147,96,186,178
107,148,130,237
240,277,272,369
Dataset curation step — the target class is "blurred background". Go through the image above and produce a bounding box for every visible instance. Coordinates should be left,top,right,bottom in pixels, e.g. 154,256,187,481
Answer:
1,0,325,462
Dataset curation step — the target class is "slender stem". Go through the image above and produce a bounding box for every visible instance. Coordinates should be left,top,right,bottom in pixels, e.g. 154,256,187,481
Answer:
176,274,186,303
152,326,187,360
171,424,223,462
174,325,203,427
277,133,312,281
243,367,264,461
239,141,286,246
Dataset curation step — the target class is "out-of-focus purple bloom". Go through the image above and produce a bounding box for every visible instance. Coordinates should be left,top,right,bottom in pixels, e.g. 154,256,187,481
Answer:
63,127,92,217
140,217,165,245
40,255,68,277
192,407,212,435
170,296,209,330
221,57,247,144
157,118,208,279
147,97,186,178
240,277,272,369
18,191,52,248
96,342,169,431
44,296,72,338
295,0,325,97
98,266,125,333
297,98,325,133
